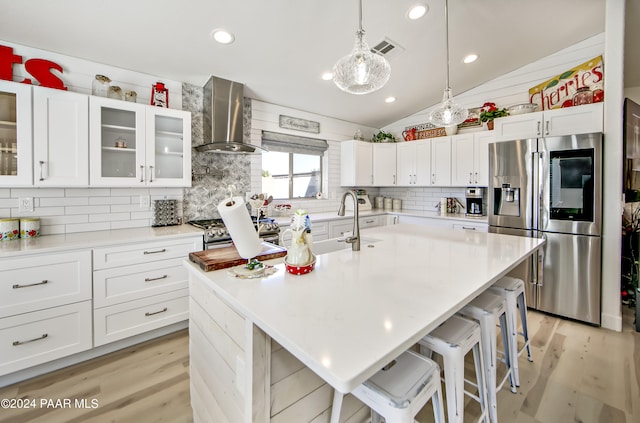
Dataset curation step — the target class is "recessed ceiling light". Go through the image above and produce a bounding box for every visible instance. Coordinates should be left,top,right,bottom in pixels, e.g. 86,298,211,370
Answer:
407,4,428,20
385,96,396,103
322,72,333,81
463,54,478,64
211,29,235,44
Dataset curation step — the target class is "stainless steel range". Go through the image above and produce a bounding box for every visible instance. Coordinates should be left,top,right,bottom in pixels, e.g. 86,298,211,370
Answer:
188,217,280,250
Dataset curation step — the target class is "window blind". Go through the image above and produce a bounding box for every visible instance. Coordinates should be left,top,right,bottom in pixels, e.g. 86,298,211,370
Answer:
261,131,328,156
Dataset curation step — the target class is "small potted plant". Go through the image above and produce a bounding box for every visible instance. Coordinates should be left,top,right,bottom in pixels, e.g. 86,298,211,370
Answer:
479,102,508,130
371,130,396,143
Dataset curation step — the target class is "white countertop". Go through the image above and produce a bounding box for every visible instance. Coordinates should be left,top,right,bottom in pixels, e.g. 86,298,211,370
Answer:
274,208,488,225
0,224,203,258
185,223,543,393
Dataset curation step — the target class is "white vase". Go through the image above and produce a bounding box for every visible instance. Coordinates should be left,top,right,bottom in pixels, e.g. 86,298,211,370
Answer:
445,125,458,136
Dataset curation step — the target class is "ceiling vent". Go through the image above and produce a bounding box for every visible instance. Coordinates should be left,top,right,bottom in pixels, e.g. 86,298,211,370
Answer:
370,38,405,61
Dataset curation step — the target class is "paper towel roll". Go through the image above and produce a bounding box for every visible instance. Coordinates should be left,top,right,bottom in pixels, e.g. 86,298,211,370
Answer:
217,196,262,259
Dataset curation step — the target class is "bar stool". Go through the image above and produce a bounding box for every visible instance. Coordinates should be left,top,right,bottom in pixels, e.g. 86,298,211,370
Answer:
489,276,532,387
330,350,445,423
418,315,490,423
458,291,517,423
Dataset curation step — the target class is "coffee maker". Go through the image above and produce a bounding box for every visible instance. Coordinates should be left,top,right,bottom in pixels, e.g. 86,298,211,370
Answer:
465,187,485,217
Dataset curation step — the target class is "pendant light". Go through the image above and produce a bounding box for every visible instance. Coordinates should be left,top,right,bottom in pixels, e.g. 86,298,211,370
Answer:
333,0,391,95
429,0,468,127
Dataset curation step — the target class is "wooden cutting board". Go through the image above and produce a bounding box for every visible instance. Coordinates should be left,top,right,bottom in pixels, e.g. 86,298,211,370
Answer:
189,242,287,272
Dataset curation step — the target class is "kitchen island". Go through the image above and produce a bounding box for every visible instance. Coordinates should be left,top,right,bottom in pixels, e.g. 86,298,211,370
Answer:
184,223,544,423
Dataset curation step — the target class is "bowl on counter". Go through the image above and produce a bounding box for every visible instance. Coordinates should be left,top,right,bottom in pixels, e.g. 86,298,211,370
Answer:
508,103,538,115
284,254,316,275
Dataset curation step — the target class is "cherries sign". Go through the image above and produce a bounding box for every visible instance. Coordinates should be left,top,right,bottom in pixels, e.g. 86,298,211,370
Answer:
0,44,67,90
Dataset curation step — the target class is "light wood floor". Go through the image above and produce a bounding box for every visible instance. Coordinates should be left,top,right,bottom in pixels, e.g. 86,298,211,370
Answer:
0,308,638,423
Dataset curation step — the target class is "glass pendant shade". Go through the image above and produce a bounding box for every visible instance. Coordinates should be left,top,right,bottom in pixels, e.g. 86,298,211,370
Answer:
429,0,467,127
429,88,468,127
333,29,391,95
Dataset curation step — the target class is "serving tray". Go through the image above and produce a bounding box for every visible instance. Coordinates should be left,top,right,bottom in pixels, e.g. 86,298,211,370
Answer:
189,242,287,272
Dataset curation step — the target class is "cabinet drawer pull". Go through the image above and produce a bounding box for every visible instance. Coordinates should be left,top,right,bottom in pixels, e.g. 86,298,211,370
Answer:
364,220,375,224
39,160,45,181
12,280,48,289
143,248,167,255
145,307,168,317
149,165,154,183
13,333,48,346
545,120,550,136
537,121,541,136
462,226,477,230
145,274,168,282
140,165,145,182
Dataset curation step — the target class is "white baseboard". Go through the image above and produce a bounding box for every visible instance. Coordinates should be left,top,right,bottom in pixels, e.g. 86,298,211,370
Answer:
601,312,622,332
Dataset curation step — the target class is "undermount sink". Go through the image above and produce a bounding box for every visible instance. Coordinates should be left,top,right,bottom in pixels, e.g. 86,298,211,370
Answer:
312,237,381,255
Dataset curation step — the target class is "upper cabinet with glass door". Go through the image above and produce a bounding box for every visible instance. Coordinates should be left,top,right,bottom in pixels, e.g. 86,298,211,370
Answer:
145,107,191,186
90,97,191,187
0,80,32,186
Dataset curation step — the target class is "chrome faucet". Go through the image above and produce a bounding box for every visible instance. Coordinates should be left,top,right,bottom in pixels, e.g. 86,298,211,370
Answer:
337,191,360,251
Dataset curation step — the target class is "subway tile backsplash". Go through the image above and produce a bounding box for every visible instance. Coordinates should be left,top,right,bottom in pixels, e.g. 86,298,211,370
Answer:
0,188,184,235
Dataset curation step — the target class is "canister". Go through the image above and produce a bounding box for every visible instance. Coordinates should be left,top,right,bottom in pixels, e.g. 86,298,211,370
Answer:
383,197,393,210
0,218,19,241
392,198,402,211
20,217,40,238
374,196,384,209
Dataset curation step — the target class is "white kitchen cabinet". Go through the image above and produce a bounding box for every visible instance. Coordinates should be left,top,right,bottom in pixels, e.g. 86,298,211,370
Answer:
396,139,433,186
372,143,396,186
493,102,603,141
452,222,488,232
0,80,32,186
90,97,191,187
33,86,89,186
451,131,493,186
328,215,384,238
341,140,373,186
398,215,451,228
92,235,201,345
0,249,92,376
0,250,92,318
430,136,452,186
0,301,92,376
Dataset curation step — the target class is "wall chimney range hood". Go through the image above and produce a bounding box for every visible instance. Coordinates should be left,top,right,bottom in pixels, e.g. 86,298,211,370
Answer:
196,76,266,154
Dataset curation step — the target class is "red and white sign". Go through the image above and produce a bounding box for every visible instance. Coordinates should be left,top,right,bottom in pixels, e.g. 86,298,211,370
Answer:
0,44,67,90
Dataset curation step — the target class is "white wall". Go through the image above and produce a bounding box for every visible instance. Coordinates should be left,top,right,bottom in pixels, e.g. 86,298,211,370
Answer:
625,86,640,103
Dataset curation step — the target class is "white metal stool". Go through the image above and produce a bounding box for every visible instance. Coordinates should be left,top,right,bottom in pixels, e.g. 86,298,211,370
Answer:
458,291,517,423
489,276,532,387
418,315,490,423
330,350,445,423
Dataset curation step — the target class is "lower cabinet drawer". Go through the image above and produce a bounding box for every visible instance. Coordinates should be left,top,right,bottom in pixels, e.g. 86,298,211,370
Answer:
93,289,189,347
452,223,488,232
0,250,91,318
0,301,92,376
93,258,188,308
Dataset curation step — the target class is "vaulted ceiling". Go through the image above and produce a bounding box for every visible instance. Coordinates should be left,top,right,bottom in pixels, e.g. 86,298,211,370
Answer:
1,0,635,128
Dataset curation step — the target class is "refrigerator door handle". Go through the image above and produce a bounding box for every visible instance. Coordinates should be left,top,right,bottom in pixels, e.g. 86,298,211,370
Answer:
537,233,546,287
537,151,544,230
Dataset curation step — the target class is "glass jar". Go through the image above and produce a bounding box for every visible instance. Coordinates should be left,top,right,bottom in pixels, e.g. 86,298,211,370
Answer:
92,75,111,97
573,87,593,106
125,90,137,102
108,86,123,100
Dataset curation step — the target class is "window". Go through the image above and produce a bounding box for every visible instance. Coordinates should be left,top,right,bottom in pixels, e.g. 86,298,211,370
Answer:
261,131,327,200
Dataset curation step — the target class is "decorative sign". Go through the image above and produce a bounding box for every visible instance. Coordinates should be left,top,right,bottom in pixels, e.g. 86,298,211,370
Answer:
405,122,447,139
279,115,320,134
0,44,67,90
458,107,483,129
529,55,603,111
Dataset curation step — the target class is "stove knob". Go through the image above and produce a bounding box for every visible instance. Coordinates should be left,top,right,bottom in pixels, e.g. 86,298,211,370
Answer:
265,223,273,231
216,229,224,237
273,223,279,230
205,229,214,238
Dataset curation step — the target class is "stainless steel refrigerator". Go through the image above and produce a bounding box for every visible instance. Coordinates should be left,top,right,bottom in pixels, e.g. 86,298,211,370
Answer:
488,133,602,325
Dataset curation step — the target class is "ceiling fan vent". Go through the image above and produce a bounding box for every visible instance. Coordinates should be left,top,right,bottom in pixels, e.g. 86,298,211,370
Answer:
370,38,405,60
